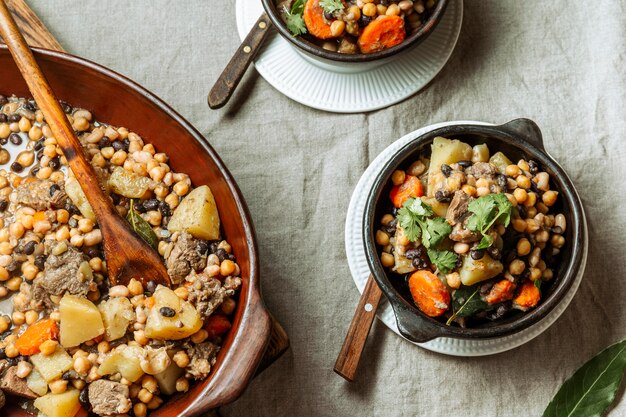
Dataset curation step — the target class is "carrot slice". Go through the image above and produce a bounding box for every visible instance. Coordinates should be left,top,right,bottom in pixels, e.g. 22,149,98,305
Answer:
513,280,541,311
205,315,232,339
14,319,59,356
408,270,450,317
358,15,406,54
485,279,516,305
390,175,424,208
303,0,334,39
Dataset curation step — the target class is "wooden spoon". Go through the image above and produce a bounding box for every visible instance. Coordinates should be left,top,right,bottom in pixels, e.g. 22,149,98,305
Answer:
0,0,170,287
334,274,383,382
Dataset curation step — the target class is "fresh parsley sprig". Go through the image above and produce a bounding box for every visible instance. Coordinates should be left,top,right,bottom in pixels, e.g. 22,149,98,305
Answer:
285,0,307,36
426,249,457,275
465,193,513,250
320,0,345,14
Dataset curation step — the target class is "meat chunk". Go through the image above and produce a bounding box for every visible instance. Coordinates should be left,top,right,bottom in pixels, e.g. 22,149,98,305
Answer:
166,233,207,284
88,380,132,416
446,191,471,225
30,245,92,309
14,179,67,210
338,38,358,54
0,366,37,399
187,275,228,321
184,342,219,379
466,162,497,179
449,223,481,243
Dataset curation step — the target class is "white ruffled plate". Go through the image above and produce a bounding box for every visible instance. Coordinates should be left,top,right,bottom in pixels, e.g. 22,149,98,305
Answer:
344,121,588,356
235,0,463,113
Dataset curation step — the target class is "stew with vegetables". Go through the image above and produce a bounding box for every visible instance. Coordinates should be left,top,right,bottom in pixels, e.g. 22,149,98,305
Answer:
0,95,241,416
376,137,567,327
277,0,439,54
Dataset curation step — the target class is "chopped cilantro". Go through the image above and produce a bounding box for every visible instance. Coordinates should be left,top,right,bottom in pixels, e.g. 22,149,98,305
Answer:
319,0,345,14
466,194,513,250
427,249,458,275
396,198,452,249
285,0,307,36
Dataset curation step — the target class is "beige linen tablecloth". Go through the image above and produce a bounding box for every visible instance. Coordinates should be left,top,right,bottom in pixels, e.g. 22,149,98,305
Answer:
28,1,626,415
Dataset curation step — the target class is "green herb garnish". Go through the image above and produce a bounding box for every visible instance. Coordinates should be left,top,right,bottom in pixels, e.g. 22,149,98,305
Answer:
127,199,158,250
466,193,513,250
285,0,307,36
427,249,457,275
397,198,450,248
446,286,488,325
320,0,345,14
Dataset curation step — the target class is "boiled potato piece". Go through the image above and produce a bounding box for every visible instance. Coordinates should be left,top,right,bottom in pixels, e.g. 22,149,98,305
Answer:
427,137,473,196
26,368,48,396
168,185,220,240
65,177,96,221
489,152,513,174
99,345,145,382
99,297,133,341
472,144,490,162
144,286,203,340
31,346,73,382
60,295,104,348
421,197,450,218
155,360,185,395
108,166,153,198
392,250,415,274
34,389,81,417
459,253,504,286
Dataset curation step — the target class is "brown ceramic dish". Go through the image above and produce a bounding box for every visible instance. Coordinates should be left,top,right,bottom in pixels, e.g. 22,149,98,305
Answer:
261,0,449,63
0,45,272,416
363,119,587,343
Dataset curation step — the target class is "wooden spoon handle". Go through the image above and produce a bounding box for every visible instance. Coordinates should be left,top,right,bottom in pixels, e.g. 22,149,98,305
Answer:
334,274,383,382
208,12,271,109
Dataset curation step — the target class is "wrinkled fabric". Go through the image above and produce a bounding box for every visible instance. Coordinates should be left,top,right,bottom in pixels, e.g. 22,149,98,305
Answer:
29,1,626,416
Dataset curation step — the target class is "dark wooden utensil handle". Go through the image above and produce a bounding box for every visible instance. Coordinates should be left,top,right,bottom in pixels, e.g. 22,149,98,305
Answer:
0,0,170,287
208,12,271,109
334,274,383,382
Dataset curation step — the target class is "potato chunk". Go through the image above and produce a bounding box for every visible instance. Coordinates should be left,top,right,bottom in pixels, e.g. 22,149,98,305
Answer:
427,137,473,196
459,253,504,286
60,295,104,348
99,297,134,341
108,166,153,198
34,389,81,417
26,369,48,396
154,360,184,395
65,177,96,221
98,345,145,382
31,346,73,382
168,185,220,240
144,285,203,340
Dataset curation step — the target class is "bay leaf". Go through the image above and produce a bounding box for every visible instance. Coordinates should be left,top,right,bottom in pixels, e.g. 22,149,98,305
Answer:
446,286,488,326
126,200,158,250
542,338,626,417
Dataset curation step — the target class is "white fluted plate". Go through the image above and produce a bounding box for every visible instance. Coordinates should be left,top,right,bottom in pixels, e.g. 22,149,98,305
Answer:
344,121,588,356
235,0,463,113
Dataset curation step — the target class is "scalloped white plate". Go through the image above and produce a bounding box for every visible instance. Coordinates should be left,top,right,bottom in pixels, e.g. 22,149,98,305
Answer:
235,0,463,113
344,121,588,356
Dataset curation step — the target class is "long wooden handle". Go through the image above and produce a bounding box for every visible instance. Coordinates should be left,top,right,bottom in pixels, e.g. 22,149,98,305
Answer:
334,275,383,382
208,13,271,109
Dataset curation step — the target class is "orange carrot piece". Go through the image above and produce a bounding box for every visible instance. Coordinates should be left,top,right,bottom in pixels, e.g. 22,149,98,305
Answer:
408,270,450,317
14,319,59,356
205,315,232,339
389,175,425,208
144,296,155,309
303,0,334,39
358,15,406,54
485,279,517,305
33,211,46,222
513,280,541,311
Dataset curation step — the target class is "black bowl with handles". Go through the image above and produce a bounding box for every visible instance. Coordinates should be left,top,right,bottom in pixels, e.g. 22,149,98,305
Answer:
363,119,586,343
261,0,449,63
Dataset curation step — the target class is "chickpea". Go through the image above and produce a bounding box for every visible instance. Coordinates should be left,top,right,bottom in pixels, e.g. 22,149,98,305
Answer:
49,379,68,394
509,259,526,275
513,188,527,204
176,377,190,393
134,403,148,417
173,350,190,368
25,310,39,325
386,3,401,15
381,252,394,267
16,360,33,378
39,340,59,356
516,238,531,256
138,388,154,404
330,20,346,37
516,175,531,189
127,278,144,296
391,170,406,186
542,190,558,207
220,259,236,276
505,164,521,177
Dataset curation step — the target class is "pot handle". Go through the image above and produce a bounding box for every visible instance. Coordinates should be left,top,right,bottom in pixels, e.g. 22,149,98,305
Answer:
499,118,545,151
391,300,444,343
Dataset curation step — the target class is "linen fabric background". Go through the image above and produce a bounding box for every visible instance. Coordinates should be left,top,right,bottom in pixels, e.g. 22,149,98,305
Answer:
27,1,626,416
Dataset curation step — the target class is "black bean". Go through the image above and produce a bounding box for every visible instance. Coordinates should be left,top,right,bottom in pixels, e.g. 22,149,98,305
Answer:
87,248,102,259
530,181,540,193
143,199,160,211
197,241,209,255
470,249,485,260
457,160,472,168
34,138,45,151
159,306,176,317
111,140,124,151
528,160,539,174
0,200,7,212
411,257,429,269
49,156,61,170
0,348,5,359
30,166,41,177
98,136,111,148
34,255,47,269
68,217,78,228
505,250,517,264
209,241,220,254
23,102,35,112
488,302,512,320
0,95,7,106
455,256,463,269
79,388,91,410
59,100,73,114
6,357,18,367
358,15,372,27
487,246,501,260
0,114,6,123
23,241,36,255
65,201,80,215
10,162,23,173
517,205,526,218
36,150,44,160
122,138,130,152
441,164,452,177
62,371,73,380
159,201,171,217
497,174,508,189
324,11,333,20
49,184,61,197
145,281,157,294
216,248,227,262
480,281,494,295
404,248,420,260
435,190,452,203
8,114,20,123
228,253,236,261
133,200,147,213
111,193,121,206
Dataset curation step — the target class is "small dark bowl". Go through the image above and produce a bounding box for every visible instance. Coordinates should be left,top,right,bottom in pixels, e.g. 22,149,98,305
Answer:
262,0,449,63
363,119,587,343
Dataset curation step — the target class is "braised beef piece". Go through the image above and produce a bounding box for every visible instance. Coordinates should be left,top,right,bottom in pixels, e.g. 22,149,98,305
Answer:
88,380,132,416
166,232,207,284
466,162,497,178
446,190,471,225
449,222,481,243
14,179,67,210
0,366,37,399
338,38,358,54
184,342,220,379
187,276,227,321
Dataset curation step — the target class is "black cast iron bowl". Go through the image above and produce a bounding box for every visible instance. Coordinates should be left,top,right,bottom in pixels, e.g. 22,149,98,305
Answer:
363,119,586,343
261,0,449,63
